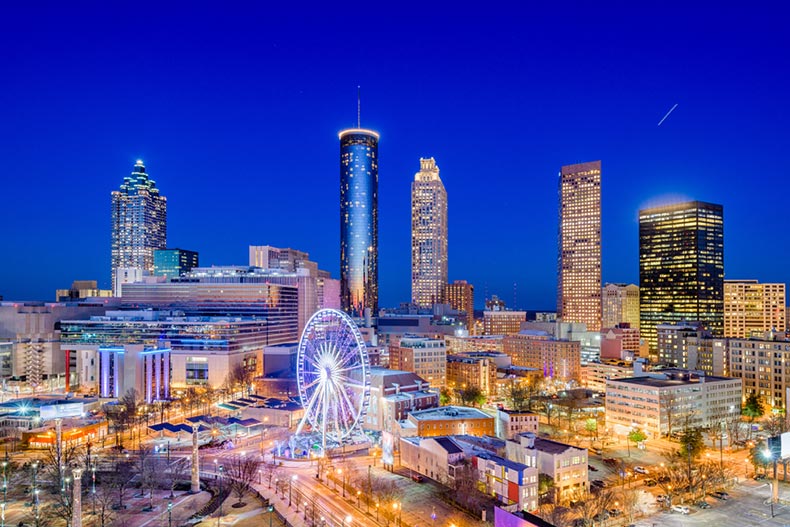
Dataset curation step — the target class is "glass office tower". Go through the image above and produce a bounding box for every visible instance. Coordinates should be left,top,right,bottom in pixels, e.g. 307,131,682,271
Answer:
153,248,199,278
639,201,724,359
339,128,379,317
111,160,167,293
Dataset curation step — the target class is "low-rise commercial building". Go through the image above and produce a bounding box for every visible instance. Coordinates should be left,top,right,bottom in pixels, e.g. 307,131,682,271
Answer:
495,409,539,440
605,370,742,438
506,433,587,502
365,368,438,434
397,405,494,438
400,436,467,484
472,450,539,512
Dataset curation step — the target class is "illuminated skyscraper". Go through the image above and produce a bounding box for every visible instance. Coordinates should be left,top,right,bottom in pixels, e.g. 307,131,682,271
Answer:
340,128,379,316
111,160,167,295
557,161,602,331
153,248,199,278
639,201,724,357
411,158,448,307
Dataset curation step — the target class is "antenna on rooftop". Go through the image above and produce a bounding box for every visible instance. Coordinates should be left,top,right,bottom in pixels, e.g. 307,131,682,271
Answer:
357,85,361,128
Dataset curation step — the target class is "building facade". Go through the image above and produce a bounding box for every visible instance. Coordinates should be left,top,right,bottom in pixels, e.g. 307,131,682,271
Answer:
600,324,643,360
483,310,527,336
398,406,495,437
389,336,447,388
365,368,438,434
557,161,602,331
111,160,167,296
339,128,379,317
601,283,639,329
444,280,474,333
729,335,790,410
411,158,448,308
98,345,170,402
724,280,786,338
446,354,499,396
472,451,539,513
657,323,728,376
153,249,199,278
639,201,724,358
495,409,539,440
506,433,588,502
503,333,581,382
605,370,742,438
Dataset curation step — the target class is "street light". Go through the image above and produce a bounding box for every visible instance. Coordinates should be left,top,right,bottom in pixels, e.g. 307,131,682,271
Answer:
168,500,173,527
289,475,298,507
344,514,352,527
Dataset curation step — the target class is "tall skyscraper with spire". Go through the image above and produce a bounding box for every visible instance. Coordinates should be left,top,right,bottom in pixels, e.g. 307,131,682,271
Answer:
339,100,379,317
557,161,602,331
411,157,448,307
111,160,167,296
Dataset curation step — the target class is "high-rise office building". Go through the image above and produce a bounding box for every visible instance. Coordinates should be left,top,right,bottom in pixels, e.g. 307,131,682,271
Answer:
601,283,640,329
445,280,475,332
639,201,724,357
340,128,379,316
724,279,786,338
111,160,167,295
411,158,448,307
153,248,199,278
557,161,602,331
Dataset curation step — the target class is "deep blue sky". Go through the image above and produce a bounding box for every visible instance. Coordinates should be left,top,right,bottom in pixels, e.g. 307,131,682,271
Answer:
2,3,789,309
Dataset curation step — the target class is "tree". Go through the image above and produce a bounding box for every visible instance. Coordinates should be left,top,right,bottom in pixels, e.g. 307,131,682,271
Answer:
507,382,530,412
743,393,766,430
764,412,788,437
134,445,158,510
584,418,598,442
659,391,679,437
226,363,253,398
93,486,117,527
538,474,555,504
748,441,771,475
456,385,486,407
109,460,135,510
538,504,570,527
439,387,453,406
628,428,647,454
261,459,280,489
678,428,704,460
223,454,261,507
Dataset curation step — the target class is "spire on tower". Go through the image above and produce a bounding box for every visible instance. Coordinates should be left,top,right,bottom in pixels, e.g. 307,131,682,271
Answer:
357,85,361,128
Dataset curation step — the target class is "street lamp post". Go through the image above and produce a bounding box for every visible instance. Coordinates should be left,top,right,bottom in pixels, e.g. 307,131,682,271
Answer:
217,466,224,527
168,500,173,527
289,475,297,507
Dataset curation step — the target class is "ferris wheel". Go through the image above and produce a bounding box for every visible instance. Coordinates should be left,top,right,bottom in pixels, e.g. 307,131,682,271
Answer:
295,309,371,453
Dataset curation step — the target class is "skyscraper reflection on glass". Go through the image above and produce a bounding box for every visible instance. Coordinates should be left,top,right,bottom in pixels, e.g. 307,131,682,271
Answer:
339,128,379,317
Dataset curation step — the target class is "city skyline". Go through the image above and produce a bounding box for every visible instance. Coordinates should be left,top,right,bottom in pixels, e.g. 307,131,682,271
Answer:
2,5,789,308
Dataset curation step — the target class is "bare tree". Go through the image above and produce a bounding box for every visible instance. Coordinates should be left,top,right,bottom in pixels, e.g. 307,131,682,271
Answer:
109,459,135,510
223,454,261,507
660,391,678,437
94,486,117,527
134,445,159,510
261,459,280,489
538,504,571,527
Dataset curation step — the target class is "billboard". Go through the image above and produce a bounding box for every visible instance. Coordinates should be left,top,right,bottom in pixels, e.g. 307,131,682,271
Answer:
40,402,84,421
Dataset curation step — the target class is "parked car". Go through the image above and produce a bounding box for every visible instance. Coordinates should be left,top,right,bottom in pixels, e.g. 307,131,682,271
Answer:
594,512,609,522
710,491,730,500
588,465,599,472
634,466,649,474
656,495,667,503
697,501,711,509
754,473,767,480
671,505,690,515
644,479,657,487
607,508,623,517
410,474,424,482
572,519,590,527
592,480,608,488
603,458,618,466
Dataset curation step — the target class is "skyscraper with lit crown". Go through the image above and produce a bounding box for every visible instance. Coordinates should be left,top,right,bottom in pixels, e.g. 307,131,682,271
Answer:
411,157,448,307
111,160,167,295
340,127,379,316
557,161,602,331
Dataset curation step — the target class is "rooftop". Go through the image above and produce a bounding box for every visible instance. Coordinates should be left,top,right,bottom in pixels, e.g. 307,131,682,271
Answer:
408,406,491,421
517,434,580,455
609,369,736,387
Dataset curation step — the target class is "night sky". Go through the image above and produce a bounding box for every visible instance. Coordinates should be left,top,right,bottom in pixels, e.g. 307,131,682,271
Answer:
2,3,789,308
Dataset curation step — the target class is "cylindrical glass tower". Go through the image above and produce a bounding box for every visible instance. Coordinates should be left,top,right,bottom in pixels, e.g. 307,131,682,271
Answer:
339,128,379,317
